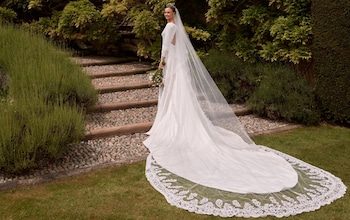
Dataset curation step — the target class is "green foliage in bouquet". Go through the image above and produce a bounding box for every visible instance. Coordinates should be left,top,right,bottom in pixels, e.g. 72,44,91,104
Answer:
148,61,165,87
148,69,163,87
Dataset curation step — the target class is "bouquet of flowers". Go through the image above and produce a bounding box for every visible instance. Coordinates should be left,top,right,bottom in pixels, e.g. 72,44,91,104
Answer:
148,61,165,87
148,69,163,87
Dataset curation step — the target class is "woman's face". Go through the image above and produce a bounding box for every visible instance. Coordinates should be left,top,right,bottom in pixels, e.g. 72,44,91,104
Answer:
164,7,175,22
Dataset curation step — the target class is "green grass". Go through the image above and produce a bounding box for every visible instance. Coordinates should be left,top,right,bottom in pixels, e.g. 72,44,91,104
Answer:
0,125,348,220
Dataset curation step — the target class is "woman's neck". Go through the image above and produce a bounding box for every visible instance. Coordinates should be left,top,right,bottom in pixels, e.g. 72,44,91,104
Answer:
167,18,175,24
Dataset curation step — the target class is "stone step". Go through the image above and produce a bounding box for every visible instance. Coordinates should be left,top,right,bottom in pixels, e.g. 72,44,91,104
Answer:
95,82,154,94
72,56,138,67
87,99,158,113
91,72,152,88
84,122,152,140
85,105,157,132
84,118,301,141
88,99,251,115
84,107,252,140
96,87,158,105
88,67,155,79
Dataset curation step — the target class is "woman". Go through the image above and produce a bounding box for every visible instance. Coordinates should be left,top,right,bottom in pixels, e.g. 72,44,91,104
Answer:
144,3,346,218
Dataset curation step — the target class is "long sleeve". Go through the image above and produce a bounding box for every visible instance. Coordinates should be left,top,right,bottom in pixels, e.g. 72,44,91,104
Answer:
161,23,177,59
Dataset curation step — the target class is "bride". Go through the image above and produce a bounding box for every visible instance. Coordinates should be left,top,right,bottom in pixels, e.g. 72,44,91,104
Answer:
143,3,346,218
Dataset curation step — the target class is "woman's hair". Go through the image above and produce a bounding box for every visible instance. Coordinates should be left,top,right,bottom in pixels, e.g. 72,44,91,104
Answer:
165,3,176,12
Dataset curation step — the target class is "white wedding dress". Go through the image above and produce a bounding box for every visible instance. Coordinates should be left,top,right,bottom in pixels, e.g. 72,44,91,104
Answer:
143,9,346,218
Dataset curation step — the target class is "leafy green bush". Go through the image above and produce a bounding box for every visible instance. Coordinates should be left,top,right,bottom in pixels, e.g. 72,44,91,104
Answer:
200,49,319,124
57,0,121,54
201,49,259,103
1,0,211,57
0,7,17,23
0,24,97,174
247,63,320,125
206,0,312,65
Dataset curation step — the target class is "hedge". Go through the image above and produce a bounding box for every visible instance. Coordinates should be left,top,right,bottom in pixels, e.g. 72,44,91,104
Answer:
312,0,350,124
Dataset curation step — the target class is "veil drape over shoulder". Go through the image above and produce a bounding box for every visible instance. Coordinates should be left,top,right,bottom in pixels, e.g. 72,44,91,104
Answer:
143,8,346,218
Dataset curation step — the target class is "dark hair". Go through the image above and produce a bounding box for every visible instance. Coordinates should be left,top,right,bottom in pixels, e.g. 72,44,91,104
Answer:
165,3,176,12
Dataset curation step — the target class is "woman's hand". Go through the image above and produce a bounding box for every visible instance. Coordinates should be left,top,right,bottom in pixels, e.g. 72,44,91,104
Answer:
158,59,166,70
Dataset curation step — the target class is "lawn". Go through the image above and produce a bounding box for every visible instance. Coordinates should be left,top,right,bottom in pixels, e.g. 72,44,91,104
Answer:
0,125,348,220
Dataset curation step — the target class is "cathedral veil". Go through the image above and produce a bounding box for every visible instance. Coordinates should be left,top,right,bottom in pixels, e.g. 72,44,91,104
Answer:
144,7,346,218
171,8,254,146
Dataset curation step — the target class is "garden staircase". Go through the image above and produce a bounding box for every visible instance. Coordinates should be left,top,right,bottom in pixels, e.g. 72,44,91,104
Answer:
76,56,294,141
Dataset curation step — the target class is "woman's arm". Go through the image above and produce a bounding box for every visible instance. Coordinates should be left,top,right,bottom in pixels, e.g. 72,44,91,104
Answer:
159,23,176,69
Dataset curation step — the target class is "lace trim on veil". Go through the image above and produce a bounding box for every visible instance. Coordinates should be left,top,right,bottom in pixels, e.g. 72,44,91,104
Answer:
146,146,346,218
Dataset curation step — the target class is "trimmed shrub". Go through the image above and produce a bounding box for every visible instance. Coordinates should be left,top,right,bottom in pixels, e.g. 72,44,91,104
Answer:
0,24,97,174
312,0,350,124
201,49,259,103
0,97,84,174
247,63,320,125
0,24,97,108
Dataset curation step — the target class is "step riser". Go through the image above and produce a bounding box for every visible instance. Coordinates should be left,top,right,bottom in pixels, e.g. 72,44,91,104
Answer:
85,111,295,141
84,122,153,140
87,99,158,113
89,68,156,79
96,82,154,94
84,120,301,140
78,57,138,67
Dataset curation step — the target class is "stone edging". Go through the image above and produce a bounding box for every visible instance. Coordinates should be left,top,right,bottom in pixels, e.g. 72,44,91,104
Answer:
0,156,147,192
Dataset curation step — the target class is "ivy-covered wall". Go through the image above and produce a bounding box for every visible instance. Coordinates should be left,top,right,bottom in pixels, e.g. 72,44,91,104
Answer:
312,0,350,124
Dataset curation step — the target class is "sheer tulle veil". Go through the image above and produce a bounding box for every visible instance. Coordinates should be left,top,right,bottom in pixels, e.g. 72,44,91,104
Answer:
144,6,346,218
171,8,254,145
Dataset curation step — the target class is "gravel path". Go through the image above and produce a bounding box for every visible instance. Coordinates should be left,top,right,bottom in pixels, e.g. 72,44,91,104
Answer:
0,58,295,190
